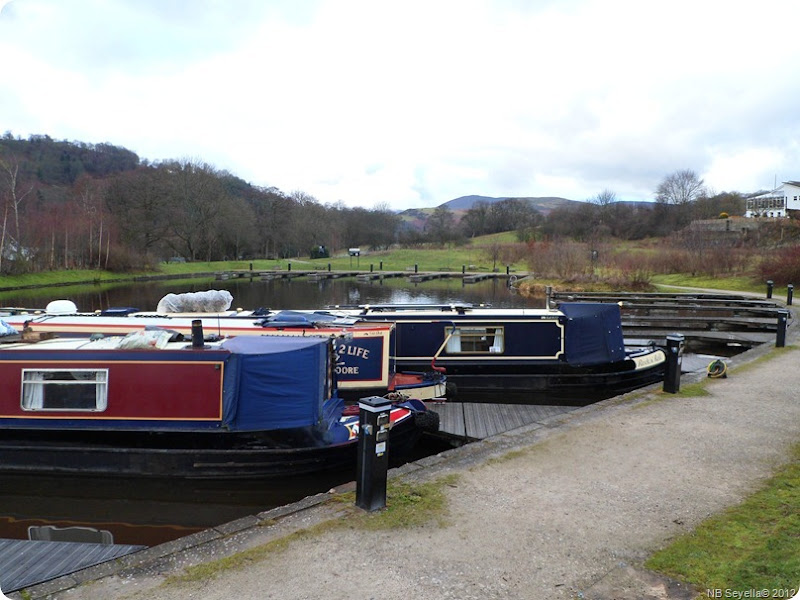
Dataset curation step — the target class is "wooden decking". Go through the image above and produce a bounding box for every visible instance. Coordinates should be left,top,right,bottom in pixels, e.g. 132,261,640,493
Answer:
216,269,525,285
427,402,579,441
551,290,791,349
0,538,144,593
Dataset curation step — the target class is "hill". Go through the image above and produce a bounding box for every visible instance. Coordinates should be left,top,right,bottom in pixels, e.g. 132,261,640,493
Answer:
397,195,585,231
0,133,140,185
439,195,581,215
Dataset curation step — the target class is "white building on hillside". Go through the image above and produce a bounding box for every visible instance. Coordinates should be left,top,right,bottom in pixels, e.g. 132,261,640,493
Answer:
745,181,800,218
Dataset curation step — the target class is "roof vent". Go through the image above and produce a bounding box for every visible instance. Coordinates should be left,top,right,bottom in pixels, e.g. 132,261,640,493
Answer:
45,300,78,315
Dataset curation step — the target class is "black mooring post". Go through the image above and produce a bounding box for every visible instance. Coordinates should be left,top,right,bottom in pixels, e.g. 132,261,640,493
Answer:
414,264,418,273
767,280,774,299
327,263,331,272
379,261,383,271
788,284,794,306
356,396,393,512
662,334,684,394
506,265,510,275
462,265,466,274
370,264,374,273
776,310,788,348
288,262,292,272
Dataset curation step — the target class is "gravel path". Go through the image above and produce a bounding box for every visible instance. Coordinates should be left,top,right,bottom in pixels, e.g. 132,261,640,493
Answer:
25,341,800,600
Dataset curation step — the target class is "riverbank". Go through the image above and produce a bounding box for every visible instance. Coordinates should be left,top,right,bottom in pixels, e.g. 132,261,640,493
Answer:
15,321,799,599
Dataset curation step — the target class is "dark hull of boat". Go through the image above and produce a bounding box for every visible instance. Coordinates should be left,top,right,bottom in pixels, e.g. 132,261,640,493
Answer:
398,358,667,405
0,419,427,480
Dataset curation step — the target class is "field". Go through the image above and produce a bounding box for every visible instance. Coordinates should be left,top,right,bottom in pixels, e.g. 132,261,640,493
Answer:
0,232,786,298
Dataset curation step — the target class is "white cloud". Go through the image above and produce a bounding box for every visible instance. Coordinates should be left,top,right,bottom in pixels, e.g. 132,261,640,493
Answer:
2,0,800,208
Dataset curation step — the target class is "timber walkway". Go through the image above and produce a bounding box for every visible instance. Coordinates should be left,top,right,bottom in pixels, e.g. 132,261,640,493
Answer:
551,289,791,350
215,268,525,285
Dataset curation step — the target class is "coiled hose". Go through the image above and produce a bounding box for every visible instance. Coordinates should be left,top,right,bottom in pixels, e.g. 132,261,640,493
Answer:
707,359,728,379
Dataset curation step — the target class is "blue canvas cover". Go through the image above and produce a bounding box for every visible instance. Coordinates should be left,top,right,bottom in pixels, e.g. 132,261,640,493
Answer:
258,310,362,327
559,303,627,366
221,336,330,431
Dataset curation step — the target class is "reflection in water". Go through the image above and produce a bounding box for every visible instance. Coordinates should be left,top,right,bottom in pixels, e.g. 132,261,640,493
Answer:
0,437,454,546
0,276,541,313
0,469,356,546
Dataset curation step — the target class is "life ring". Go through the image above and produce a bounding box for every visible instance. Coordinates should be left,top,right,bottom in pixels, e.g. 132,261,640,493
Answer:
707,359,727,379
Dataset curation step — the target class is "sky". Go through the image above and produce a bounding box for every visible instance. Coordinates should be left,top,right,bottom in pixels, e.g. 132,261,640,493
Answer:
1,0,799,210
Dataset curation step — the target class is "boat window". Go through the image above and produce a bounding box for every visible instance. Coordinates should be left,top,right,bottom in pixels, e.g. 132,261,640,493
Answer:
445,327,504,354
21,369,109,412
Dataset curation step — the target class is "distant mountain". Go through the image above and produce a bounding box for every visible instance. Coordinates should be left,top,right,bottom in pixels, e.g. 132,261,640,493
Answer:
439,195,581,215
397,207,436,231
396,195,585,232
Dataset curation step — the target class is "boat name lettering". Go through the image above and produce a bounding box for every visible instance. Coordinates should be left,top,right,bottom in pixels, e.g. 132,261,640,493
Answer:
632,352,665,369
337,345,370,360
334,365,360,375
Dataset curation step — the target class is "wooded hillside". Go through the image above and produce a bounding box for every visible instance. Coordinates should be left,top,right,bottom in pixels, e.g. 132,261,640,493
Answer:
0,134,754,276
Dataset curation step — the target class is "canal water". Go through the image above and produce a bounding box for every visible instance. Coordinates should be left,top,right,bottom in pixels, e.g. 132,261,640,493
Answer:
0,277,533,547
0,273,541,312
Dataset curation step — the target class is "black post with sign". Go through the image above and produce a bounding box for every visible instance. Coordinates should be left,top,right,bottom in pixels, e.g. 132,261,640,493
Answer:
776,310,788,348
662,334,684,394
356,396,393,511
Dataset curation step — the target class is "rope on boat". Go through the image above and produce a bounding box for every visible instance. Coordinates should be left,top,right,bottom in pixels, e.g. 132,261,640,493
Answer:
707,359,728,379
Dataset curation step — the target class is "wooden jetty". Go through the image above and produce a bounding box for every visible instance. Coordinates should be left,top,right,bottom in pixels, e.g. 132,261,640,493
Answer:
462,273,495,283
216,268,526,285
428,402,579,441
0,538,144,593
356,271,407,282
550,290,790,349
408,272,451,283
307,271,360,281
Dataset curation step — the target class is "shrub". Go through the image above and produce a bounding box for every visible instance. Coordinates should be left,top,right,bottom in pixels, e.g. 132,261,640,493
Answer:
104,246,159,272
757,245,800,285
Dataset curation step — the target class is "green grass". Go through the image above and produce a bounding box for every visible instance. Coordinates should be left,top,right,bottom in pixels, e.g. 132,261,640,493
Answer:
0,234,788,296
646,445,800,598
651,274,778,296
666,381,712,399
163,474,459,587
0,236,530,294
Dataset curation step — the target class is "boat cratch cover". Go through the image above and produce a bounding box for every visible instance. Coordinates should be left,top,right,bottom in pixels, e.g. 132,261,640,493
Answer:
559,302,627,366
221,336,330,432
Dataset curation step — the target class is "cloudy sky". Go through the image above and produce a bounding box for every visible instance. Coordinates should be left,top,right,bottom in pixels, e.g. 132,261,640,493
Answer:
1,0,798,209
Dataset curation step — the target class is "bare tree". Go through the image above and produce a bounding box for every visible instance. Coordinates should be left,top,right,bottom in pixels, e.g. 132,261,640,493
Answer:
0,150,35,271
424,206,457,246
591,189,617,207
163,160,229,261
656,169,706,205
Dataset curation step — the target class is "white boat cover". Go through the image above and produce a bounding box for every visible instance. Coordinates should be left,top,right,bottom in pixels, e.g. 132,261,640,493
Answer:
156,290,234,314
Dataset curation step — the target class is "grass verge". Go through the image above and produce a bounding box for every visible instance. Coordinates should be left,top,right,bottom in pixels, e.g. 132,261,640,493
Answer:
163,474,459,587
646,444,800,598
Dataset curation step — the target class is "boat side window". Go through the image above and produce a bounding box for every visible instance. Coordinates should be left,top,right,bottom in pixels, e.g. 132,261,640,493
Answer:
21,369,109,412
445,327,504,354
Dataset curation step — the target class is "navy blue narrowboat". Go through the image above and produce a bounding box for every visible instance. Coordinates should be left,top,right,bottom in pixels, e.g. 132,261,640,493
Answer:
0,295,447,402
0,332,437,479
322,302,667,404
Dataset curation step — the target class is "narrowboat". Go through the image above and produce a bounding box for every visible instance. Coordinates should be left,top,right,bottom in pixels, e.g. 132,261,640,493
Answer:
0,330,438,479
320,302,668,404
0,291,447,402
